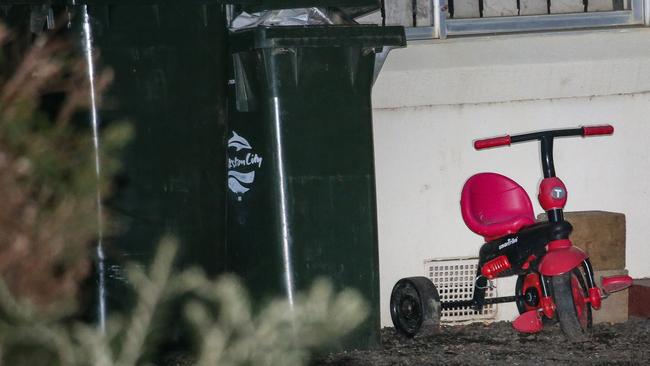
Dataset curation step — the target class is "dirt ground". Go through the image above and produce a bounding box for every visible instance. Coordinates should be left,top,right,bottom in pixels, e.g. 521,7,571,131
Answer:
314,318,650,366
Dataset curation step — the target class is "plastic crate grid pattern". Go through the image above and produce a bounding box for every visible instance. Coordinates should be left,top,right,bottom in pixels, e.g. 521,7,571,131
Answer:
425,257,497,323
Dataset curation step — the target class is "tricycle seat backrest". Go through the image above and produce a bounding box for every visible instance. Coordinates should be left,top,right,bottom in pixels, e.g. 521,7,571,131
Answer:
460,172,535,241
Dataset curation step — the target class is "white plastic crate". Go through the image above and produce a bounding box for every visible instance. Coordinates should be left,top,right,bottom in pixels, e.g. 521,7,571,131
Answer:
424,257,498,323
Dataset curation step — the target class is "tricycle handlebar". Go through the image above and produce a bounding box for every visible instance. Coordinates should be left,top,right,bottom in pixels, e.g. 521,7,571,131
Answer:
473,124,614,150
582,125,614,136
474,135,511,150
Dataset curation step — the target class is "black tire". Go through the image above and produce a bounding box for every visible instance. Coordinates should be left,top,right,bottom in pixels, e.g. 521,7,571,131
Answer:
551,268,592,342
390,277,441,338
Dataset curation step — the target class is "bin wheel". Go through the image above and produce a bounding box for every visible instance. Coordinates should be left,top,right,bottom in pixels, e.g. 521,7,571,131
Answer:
551,268,592,342
390,277,441,337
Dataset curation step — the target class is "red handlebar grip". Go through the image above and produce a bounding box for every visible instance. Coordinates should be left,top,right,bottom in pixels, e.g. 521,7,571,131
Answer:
582,125,614,136
474,135,512,150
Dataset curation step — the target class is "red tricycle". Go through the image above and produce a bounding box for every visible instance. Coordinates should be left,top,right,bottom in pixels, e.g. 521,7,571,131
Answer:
390,125,632,342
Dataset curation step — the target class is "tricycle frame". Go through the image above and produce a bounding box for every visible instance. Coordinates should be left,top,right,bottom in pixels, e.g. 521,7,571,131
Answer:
391,125,631,340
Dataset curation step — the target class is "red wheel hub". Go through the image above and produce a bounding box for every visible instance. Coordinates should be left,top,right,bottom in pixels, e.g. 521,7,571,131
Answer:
522,273,543,312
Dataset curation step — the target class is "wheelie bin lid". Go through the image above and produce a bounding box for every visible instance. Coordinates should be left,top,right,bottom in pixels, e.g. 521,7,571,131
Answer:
229,25,406,52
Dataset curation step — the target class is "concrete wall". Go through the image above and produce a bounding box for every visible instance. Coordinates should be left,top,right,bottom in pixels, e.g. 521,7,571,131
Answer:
372,27,650,325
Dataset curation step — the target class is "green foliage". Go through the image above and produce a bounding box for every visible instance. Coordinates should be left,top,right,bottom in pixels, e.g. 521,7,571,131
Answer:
0,21,131,307
0,240,367,366
0,22,367,366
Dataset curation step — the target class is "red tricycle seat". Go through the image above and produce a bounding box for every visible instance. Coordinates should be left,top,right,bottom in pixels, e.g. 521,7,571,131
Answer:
461,173,535,241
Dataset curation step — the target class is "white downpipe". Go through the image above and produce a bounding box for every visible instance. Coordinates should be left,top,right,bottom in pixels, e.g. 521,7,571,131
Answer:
433,0,448,39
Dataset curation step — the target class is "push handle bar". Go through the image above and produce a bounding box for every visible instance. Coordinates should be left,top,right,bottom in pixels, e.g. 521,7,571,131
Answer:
474,124,614,150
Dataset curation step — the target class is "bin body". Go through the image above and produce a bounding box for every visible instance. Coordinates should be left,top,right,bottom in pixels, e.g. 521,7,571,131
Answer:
226,25,404,350
86,2,229,315
1,0,229,321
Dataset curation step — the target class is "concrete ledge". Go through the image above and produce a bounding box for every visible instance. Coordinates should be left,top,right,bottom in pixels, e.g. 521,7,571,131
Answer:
594,270,628,324
374,27,650,109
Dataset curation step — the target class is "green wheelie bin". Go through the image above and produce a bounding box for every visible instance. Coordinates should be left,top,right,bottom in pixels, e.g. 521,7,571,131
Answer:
225,22,405,350
1,1,230,344
85,1,229,317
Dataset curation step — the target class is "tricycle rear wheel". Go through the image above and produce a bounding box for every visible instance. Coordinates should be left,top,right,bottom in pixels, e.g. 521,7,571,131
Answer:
516,271,544,315
390,277,441,337
516,271,555,323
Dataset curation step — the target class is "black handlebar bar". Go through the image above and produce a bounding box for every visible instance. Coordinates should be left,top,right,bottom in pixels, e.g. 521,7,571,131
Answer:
473,125,614,224
474,125,614,180
474,125,614,150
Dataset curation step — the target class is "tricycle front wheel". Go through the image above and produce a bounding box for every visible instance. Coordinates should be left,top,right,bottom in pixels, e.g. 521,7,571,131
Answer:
390,277,441,337
551,268,593,342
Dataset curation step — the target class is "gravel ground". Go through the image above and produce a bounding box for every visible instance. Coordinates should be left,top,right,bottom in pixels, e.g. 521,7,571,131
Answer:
314,318,650,366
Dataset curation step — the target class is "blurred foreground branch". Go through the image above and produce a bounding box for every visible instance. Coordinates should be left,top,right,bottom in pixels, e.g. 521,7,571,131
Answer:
0,21,366,365
0,239,368,366
0,21,129,309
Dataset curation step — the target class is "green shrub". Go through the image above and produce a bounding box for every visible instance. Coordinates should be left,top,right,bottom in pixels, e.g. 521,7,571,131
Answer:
0,22,367,365
0,240,367,366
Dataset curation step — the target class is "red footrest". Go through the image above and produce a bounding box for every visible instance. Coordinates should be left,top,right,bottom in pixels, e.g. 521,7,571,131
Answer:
602,275,633,294
513,310,543,333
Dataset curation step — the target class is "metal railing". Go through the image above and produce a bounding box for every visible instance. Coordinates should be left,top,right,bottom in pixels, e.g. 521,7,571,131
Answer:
404,0,650,40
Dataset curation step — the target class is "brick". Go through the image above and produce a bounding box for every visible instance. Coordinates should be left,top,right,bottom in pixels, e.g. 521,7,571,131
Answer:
384,0,414,26
593,270,628,324
550,0,585,14
537,211,626,271
453,0,481,18
483,0,518,17
588,0,614,12
520,0,548,15
629,278,650,318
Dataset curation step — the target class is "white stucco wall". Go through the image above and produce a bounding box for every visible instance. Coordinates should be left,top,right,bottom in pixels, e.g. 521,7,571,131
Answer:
372,27,650,326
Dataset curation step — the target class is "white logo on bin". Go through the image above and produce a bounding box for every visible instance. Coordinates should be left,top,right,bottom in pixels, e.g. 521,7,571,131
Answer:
228,131,263,201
